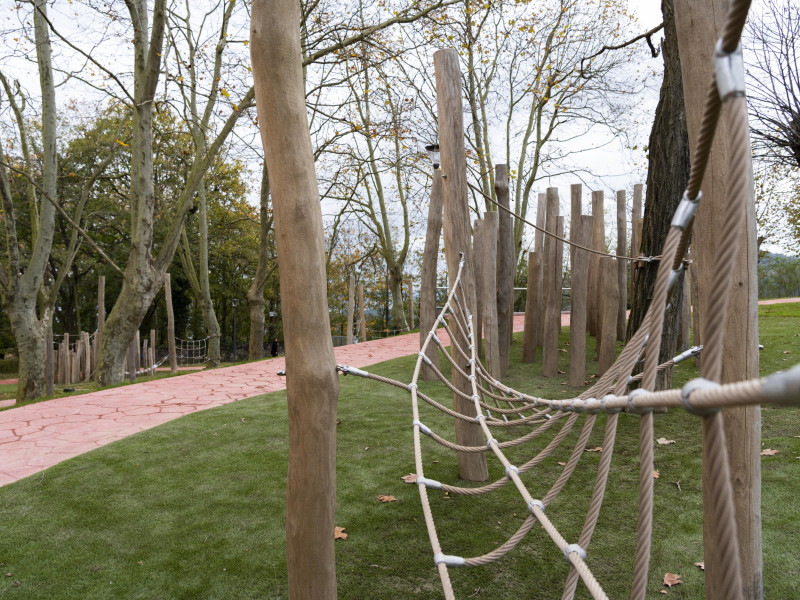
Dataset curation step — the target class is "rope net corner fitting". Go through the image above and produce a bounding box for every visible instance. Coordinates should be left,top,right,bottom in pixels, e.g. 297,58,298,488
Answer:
681,378,721,416
413,420,432,436
671,190,703,228
627,388,654,414
505,465,519,477
528,499,545,515
761,363,800,405
434,553,465,568
417,475,443,490
714,39,745,101
563,543,587,563
336,364,371,378
673,345,704,364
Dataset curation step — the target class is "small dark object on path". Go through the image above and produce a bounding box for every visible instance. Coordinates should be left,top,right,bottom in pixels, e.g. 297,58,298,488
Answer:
271,338,279,357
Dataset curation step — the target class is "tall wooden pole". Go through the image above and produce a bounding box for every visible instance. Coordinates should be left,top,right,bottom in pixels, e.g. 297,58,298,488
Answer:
598,257,618,375
251,2,341,596
472,219,485,360
434,48,488,481
521,251,540,363
96,275,105,371
346,274,355,345
408,281,414,330
556,216,564,333
616,190,628,341
569,216,592,387
542,187,560,377
590,191,605,348
570,184,582,270
164,273,178,374
482,211,500,378
45,325,54,396
674,1,762,597
358,284,367,343
420,170,443,380
631,184,643,300
495,165,513,376
534,193,546,346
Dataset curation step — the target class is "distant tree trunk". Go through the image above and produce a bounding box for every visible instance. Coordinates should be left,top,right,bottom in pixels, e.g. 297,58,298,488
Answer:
388,264,408,331
626,0,690,390
247,164,274,360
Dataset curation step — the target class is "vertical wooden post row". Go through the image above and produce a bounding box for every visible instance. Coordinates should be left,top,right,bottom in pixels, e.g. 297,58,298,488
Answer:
495,165,513,376
569,216,592,387
534,193,546,346
542,187,559,377
346,273,355,344
420,171,443,380
616,189,628,341
251,1,342,596
570,184,582,270
472,219,484,360
590,191,605,353
522,251,540,363
434,48,488,481
482,211,500,378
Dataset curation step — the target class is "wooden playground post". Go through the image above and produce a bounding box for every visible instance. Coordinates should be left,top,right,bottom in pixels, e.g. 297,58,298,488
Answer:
556,216,564,333
358,283,367,344
674,1,762,597
61,333,69,385
482,211,500,378
251,2,342,595
521,251,540,363
534,192,546,346
631,184,643,296
569,216,592,387
472,219,484,360
542,187,559,377
570,184,582,269
150,329,156,375
590,191,605,349
134,330,141,373
346,273,355,344
45,326,54,396
434,48,488,482
96,275,105,370
127,337,136,383
598,257,618,375
164,273,178,374
616,190,628,341
420,170,443,380
495,165,513,376
408,281,414,330
82,331,91,381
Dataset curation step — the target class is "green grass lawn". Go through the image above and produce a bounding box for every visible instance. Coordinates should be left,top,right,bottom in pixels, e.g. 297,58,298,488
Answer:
0,305,798,598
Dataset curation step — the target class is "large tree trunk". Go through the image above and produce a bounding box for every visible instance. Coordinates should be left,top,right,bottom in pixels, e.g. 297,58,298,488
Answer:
248,165,273,360
387,264,409,331
626,0,690,390
251,1,340,598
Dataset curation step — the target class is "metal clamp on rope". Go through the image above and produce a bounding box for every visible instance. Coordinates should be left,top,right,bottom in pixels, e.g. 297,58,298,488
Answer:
670,190,702,229
564,543,587,563
571,400,585,413
337,364,370,378
418,352,433,367
714,39,746,102
432,333,441,346
761,363,800,405
413,420,432,436
673,345,703,364
417,476,443,490
585,397,600,414
681,378,721,416
505,465,519,478
467,375,476,382
601,394,622,414
434,553,465,568
475,414,486,423
486,409,493,420
627,388,654,414
667,266,684,297
486,437,498,448
528,499,545,515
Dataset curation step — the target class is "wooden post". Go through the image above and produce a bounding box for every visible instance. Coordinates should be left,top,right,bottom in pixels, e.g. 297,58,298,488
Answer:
556,216,564,334
616,190,628,341
358,284,367,344
164,273,178,374
82,331,91,381
346,273,355,344
62,333,69,385
598,257,618,375
150,329,156,375
521,252,539,363
674,2,762,597
128,337,136,383
542,187,559,377
407,281,415,330
134,330,141,372
570,184,582,270
96,275,105,371
689,251,702,363
251,1,342,595
631,184,643,298
142,338,148,376
589,191,605,343
495,165,513,376
45,326,54,396
420,170,443,380
472,219,484,360
434,48,488,481
71,347,80,383
482,211,500,378
569,216,592,387
534,192,546,346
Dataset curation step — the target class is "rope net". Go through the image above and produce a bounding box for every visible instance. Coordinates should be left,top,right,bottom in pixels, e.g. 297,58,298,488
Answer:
337,2,800,597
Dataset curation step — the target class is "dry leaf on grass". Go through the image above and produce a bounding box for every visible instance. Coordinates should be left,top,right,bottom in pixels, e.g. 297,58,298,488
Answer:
334,526,348,541
401,473,417,484
657,437,676,445
760,448,779,456
557,461,567,466
663,572,682,587
694,561,705,570
653,470,660,479
376,495,397,503
584,447,603,453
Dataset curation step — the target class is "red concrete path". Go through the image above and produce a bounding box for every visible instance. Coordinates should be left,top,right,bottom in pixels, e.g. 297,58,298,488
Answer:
1,315,538,487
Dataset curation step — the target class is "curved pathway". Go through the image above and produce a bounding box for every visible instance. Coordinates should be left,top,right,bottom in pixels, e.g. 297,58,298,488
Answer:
0,316,533,487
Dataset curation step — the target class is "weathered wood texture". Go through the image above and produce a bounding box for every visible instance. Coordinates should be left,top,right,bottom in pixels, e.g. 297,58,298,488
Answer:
495,165,513,376
408,281,414,330
616,190,628,341
542,187,560,377
674,1,762,597
570,184,582,269
358,283,367,344
521,251,540,363
482,211,501,378
164,273,178,374
556,216,564,334
589,191,605,341
598,257,618,375
678,273,691,351
534,192,546,346
420,171,443,380
45,326,54,396
346,274,355,344
473,219,484,360
434,48,488,481
251,1,341,596
569,216,592,387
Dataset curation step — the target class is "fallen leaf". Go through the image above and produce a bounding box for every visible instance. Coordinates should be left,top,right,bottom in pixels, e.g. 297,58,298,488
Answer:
657,437,676,445
334,526,348,540
663,572,682,587
557,369,566,374
760,448,779,456
694,561,704,570
137,561,143,565
659,591,668,595
783,350,790,354
584,447,603,453
653,470,660,479
377,495,396,503
240,418,246,423
557,461,567,466
401,473,417,484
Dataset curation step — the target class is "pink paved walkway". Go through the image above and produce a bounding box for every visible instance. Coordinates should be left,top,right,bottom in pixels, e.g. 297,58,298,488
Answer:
1,315,536,487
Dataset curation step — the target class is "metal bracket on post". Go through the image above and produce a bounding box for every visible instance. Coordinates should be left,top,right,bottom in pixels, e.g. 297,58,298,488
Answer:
714,40,746,102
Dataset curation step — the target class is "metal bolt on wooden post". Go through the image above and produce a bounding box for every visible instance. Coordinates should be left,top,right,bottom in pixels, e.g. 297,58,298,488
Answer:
598,257,619,375
483,211,500,378
164,273,178,374
542,187,560,377
495,165,513,376
472,219,484,360
434,48,488,481
522,251,540,363
420,170,443,380
569,216,592,387
346,273,355,345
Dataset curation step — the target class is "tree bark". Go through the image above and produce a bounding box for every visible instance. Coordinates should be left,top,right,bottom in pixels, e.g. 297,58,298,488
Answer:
482,211,500,378
251,2,340,597
420,170,443,380
495,165,513,376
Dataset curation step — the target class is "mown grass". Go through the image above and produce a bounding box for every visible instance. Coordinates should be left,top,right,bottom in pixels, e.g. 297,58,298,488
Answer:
0,305,798,598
